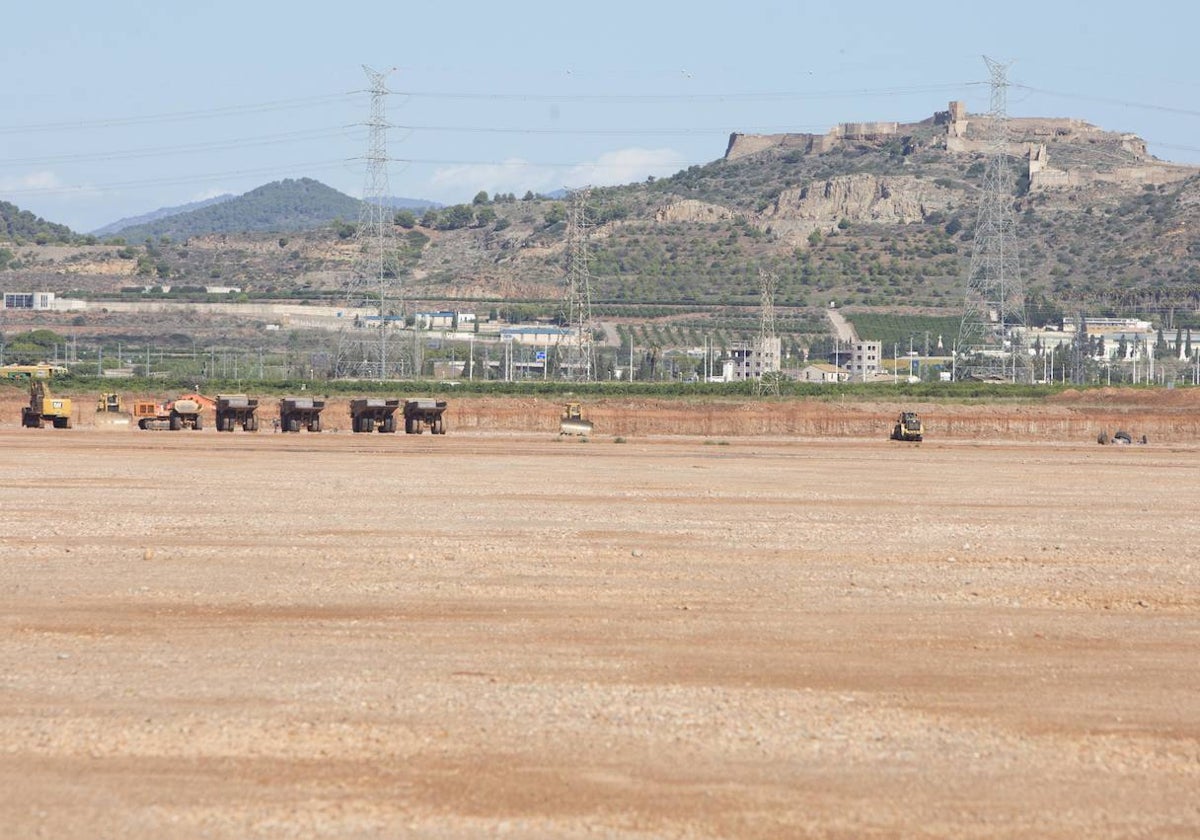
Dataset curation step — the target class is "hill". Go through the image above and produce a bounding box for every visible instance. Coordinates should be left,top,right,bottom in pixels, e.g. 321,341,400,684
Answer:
382,196,442,212
92,194,236,237
107,178,364,241
392,100,1200,316
8,98,1200,328
1,200,78,245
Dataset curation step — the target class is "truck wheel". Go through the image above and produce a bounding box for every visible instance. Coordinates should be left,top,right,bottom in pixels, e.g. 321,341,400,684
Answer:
382,416,396,433
434,418,446,435
193,414,203,430
310,418,321,433
170,414,182,431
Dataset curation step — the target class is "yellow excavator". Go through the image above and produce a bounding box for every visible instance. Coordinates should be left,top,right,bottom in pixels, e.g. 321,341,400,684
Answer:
21,381,73,429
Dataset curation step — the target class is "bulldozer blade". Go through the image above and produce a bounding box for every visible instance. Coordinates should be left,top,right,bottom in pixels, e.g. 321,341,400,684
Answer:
560,419,594,436
95,412,133,429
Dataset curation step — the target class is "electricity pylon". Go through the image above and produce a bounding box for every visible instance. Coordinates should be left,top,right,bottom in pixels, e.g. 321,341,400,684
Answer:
956,56,1030,382
335,65,406,378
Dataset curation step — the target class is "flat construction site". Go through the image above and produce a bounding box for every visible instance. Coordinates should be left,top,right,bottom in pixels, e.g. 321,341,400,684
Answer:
1,423,1198,838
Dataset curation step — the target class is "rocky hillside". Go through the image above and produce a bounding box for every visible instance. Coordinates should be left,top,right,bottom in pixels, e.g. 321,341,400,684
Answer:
6,99,1200,321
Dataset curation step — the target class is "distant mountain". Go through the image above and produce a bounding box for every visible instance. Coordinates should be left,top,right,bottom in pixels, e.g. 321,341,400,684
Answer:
382,196,442,211
1,200,77,244
107,178,365,241
92,194,235,237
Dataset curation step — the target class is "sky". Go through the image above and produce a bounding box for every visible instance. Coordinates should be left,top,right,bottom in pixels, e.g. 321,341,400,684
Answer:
3,0,1199,233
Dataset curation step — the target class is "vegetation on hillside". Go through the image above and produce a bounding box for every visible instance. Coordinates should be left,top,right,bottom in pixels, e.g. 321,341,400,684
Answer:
109,178,364,241
1,200,81,246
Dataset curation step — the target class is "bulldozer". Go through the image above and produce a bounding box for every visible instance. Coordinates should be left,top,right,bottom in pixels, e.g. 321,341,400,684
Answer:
95,392,132,428
21,381,73,429
890,410,923,442
559,403,593,436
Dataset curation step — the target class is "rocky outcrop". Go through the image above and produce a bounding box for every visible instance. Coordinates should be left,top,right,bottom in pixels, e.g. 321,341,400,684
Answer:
764,173,955,226
654,199,737,224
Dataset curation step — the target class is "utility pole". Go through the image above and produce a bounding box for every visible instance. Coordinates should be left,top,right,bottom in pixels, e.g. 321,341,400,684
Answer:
956,56,1029,382
754,269,780,396
562,187,595,381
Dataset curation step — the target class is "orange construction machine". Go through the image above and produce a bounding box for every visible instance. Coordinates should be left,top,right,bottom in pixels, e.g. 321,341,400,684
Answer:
132,393,214,430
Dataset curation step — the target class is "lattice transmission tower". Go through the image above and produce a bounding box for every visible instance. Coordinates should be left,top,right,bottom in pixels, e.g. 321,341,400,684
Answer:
754,269,781,396
335,66,408,378
561,187,595,381
955,56,1029,382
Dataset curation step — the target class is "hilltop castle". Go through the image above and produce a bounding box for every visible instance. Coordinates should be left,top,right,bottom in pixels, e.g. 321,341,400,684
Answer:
725,101,1195,192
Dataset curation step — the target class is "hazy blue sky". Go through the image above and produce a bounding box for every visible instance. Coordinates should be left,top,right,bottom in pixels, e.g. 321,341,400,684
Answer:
3,0,1198,232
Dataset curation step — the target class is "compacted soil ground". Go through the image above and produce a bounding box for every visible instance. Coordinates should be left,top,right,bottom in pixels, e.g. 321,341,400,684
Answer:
1,426,1197,838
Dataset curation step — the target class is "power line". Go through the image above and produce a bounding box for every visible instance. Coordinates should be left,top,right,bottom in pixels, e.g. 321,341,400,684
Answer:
393,82,977,103
0,92,356,135
393,123,829,136
0,159,351,196
0,127,351,168
1011,83,1200,119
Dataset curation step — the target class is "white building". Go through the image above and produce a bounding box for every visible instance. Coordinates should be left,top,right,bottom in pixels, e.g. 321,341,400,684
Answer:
848,341,882,381
729,337,781,381
799,363,845,383
3,291,55,310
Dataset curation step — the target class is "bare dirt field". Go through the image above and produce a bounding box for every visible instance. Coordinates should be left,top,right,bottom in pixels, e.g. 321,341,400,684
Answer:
1,421,1198,838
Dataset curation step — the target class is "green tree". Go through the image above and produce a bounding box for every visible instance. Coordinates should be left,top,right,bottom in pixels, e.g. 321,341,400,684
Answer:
472,190,490,205
394,209,416,229
439,204,476,230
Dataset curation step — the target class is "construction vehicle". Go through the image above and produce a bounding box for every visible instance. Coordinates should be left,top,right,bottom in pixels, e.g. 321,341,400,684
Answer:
890,411,923,442
559,402,593,436
21,381,72,428
403,398,448,434
278,397,325,432
214,394,259,432
94,393,132,428
132,393,211,430
1098,430,1147,445
349,398,400,433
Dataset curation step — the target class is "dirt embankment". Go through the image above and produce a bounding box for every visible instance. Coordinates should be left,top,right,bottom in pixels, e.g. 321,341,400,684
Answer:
4,387,1199,441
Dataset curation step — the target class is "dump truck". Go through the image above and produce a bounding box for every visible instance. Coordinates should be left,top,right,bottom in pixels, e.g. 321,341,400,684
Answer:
215,394,259,432
132,394,210,430
890,411,923,442
349,398,399,433
559,403,593,436
95,393,132,428
21,381,72,428
278,397,325,433
403,398,447,434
